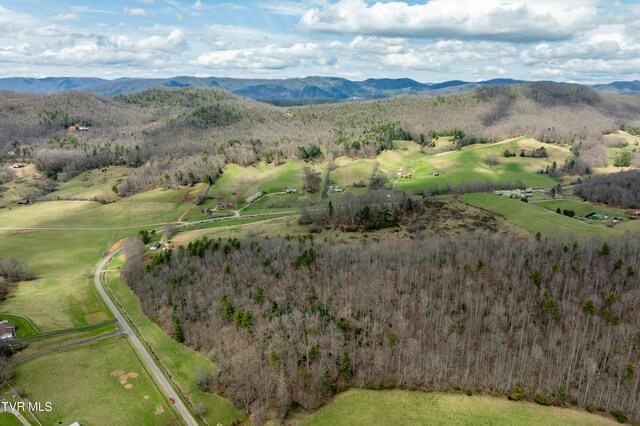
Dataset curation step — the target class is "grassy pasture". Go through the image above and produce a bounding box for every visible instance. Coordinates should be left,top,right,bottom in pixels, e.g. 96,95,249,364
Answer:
395,137,566,192
211,160,305,206
301,390,618,426
105,271,241,425
0,164,45,206
459,193,622,238
47,166,132,201
535,199,630,219
11,336,177,426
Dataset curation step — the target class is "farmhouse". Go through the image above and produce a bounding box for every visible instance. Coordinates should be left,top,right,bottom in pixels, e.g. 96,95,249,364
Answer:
397,168,413,178
0,320,16,340
202,207,211,214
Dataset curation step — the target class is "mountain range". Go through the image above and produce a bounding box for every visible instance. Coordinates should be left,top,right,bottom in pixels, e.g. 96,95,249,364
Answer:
0,76,639,103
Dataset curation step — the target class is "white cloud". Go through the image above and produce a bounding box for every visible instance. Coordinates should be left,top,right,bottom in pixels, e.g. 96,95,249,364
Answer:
300,0,599,42
192,0,205,11
122,7,148,17
195,43,331,69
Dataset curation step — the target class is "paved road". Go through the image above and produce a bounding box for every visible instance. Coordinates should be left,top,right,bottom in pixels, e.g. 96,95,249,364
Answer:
94,250,199,426
9,331,122,367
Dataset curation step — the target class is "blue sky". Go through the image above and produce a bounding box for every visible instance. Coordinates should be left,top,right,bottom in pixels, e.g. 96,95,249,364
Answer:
1,0,639,82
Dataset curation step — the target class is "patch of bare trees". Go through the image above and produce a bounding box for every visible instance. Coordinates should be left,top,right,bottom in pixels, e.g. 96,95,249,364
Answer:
123,235,640,422
0,257,35,301
575,170,640,208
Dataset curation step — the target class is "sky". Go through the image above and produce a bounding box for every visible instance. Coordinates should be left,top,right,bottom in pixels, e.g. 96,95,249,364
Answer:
0,0,639,83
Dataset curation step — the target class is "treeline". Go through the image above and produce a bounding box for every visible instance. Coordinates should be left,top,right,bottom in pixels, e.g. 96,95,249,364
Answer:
123,236,640,423
0,257,35,301
300,190,421,232
575,170,640,208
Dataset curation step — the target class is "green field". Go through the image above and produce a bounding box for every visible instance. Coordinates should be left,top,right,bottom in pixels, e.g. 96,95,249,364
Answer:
105,271,242,425
211,160,305,208
534,199,631,220
394,137,566,192
0,314,39,338
11,337,177,426
301,390,617,426
0,412,23,426
47,166,132,202
459,193,622,238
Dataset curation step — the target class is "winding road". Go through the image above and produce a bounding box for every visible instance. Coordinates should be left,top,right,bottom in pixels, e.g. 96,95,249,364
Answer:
94,250,199,426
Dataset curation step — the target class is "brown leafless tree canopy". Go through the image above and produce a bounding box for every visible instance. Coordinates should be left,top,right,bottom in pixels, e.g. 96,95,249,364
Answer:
123,235,640,421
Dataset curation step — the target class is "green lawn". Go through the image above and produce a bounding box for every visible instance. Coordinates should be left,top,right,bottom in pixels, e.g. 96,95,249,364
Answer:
11,337,177,426
0,314,39,338
105,272,242,425
0,412,23,426
458,193,622,238
301,390,617,426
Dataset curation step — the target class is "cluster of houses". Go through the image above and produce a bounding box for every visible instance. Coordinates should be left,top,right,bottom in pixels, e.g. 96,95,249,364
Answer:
0,320,16,340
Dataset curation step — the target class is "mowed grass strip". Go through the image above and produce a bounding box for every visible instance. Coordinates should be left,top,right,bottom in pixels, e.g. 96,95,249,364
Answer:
12,336,176,426
300,390,618,426
105,272,242,425
458,193,622,238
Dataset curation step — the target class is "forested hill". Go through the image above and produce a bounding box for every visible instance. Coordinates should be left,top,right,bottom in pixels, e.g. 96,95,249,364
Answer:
122,235,640,421
1,76,640,101
2,82,640,195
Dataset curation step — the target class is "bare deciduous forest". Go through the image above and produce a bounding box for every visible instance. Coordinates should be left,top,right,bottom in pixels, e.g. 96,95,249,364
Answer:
575,170,640,208
123,235,640,422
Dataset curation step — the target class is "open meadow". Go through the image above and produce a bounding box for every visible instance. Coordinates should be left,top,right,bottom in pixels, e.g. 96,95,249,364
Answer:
300,390,619,426
11,336,178,426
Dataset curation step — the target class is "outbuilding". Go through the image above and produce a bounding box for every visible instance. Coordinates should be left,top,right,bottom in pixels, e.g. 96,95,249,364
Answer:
0,320,16,340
